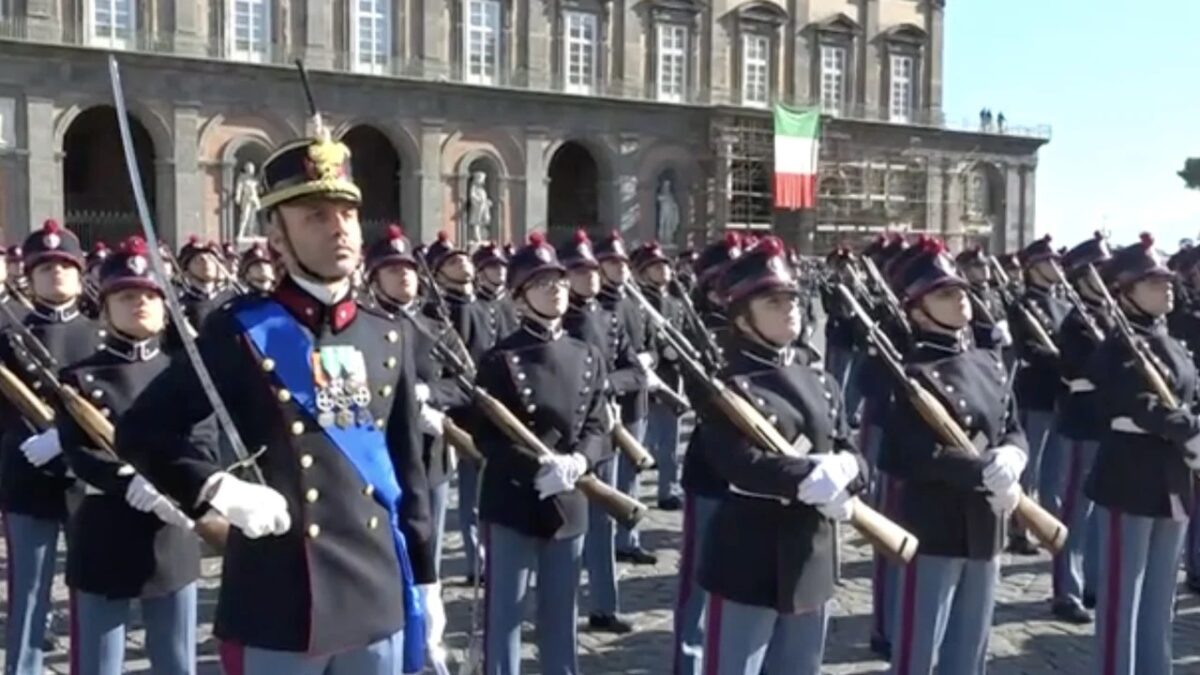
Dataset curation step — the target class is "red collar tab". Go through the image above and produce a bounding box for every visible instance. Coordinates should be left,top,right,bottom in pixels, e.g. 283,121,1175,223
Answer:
272,277,358,333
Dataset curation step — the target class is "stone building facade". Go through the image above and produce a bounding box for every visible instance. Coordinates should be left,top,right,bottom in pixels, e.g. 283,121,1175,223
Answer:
0,0,1048,253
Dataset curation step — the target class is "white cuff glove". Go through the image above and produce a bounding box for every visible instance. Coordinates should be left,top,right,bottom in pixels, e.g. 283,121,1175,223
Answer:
816,490,855,522
419,582,448,671
534,453,588,500
646,370,666,393
982,444,1027,493
993,319,1013,347
797,452,861,506
636,352,655,370
126,475,195,529
208,473,291,538
418,404,446,438
414,383,431,405
987,480,1022,516
20,429,62,468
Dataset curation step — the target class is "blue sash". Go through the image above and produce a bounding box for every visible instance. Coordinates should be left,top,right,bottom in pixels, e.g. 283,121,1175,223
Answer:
233,300,425,672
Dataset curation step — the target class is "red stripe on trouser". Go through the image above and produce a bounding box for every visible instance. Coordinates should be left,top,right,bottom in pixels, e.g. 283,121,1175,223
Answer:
702,594,724,675
217,641,245,675
68,591,78,675
1102,511,1123,675
871,473,887,639
895,556,919,675
1054,441,1083,596
672,495,697,674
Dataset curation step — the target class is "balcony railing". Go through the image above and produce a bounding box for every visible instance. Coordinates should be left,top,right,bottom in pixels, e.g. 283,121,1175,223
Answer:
0,16,1051,140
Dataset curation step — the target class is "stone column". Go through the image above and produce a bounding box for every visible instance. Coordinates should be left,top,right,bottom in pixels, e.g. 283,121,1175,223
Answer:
417,120,445,243
924,157,945,238
23,0,60,43
1020,165,1036,246
941,161,965,250
171,0,208,57
171,106,204,243
790,0,812,105
861,0,880,116
925,0,945,118
421,0,450,78
522,127,550,237
525,0,553,89
1004,163,1023,251
24,98,59,232
303,0,334,69
619,0,642,98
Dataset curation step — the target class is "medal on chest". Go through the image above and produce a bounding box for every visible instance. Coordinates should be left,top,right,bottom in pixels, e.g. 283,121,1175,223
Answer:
312,345,373,428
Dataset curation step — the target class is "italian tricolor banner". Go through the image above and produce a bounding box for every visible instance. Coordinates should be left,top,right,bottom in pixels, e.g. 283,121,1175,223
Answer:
773,105,821,210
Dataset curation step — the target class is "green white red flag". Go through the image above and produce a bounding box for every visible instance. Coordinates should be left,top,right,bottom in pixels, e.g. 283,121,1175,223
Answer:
772,105,821,210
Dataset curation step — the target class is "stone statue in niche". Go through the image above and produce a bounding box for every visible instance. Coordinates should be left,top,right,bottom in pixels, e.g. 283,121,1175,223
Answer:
234,162,262,238
656,177,680,244
466,170,493,243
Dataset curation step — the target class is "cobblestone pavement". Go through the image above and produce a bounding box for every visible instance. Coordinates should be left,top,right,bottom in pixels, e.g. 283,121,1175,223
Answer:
5,465,1200,674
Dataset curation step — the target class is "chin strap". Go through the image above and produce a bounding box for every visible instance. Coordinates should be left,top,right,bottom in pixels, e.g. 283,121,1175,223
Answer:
276,216,345,284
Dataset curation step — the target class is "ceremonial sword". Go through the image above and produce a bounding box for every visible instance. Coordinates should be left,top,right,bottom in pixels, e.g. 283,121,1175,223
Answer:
107,55,264,484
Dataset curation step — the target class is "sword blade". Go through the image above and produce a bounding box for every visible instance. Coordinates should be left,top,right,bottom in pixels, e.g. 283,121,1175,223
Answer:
107,55,263,483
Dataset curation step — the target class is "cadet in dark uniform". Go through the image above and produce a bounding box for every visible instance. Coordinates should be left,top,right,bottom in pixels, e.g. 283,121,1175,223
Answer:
1169,245,1200,593
1043,233,1111,624
240,242,278,294
631,241,686,509
698,236,866,675
176,236,237,330
673,233,741,675
0,245,31,326
559,230,646,634
1087,234,1198,675
473,241,520,337
6,245,31,302
115,128,438,674
676,248,698,295
0,219,102,675
364,225,463,671
594,231,655,564
59,236,207,675
883,238,1028,675
476,233,610,675
820,246,864,421
424,231,502,583
1008,235,1070,554
956,246,1011,352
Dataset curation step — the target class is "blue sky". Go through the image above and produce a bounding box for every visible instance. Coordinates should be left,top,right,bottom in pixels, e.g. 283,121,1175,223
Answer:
943,0,1200,250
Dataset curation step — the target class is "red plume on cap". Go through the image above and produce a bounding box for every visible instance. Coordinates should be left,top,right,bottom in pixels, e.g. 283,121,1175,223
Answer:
92,242,109,253
436,231,450,242
723,232,740,248
43,219,60,233
123,236,148,255
919,237,946,255
758,236,784,256
573,229,591,243
386,224,404,240
187,235,199,244
1140,232,1154,249
528,232,547,246
610,229,622,240
1040,234,1052,244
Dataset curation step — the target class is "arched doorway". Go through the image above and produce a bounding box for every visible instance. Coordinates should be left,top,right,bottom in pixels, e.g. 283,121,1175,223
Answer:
547,141,599,243
62,106,156,249
341,125,401,245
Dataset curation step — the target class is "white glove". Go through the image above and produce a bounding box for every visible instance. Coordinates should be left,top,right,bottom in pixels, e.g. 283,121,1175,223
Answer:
419,582,449,670
534,453,588,500
636,352,655,370
645,369,666,392
797,452,861,506
150,498,195,530
20,429,62,468
982,444,1027,493
414,383,431,405
125,474,164,512
992,319,1013,347
207,473,291,538
987,480,1021,516
816,490,855,522
418,404,446,437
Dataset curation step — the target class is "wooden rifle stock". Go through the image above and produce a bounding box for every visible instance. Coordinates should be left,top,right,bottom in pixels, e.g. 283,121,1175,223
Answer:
614,421,656,471
838,285,1068,555
471,387,647,529
630,284,918,563
0,364,55,431
443,419,485,465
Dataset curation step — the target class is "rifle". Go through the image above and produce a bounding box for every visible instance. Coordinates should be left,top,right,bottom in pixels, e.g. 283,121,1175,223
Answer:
1084,264,1178,408
837,284,1069,554
0,304,230,549
630,281,919,563
860,256,912,338
431,336,646,529
669,278,723,371
988,256,1061,359
1051,261,1105,344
